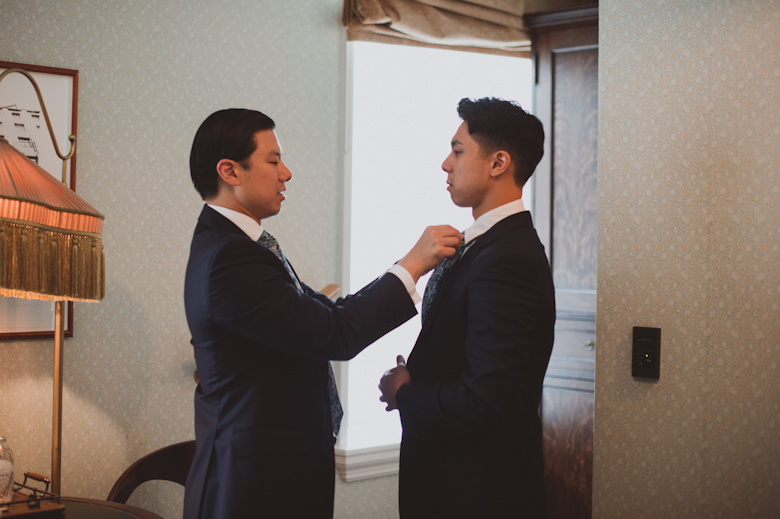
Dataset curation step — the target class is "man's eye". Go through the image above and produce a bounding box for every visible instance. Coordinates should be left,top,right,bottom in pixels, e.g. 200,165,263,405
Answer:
270,161,278,165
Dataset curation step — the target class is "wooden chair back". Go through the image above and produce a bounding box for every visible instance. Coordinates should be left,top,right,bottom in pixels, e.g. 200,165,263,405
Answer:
106,440,196,504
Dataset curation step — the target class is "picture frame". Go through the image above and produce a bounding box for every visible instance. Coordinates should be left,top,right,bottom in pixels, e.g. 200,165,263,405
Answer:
0,61,79,340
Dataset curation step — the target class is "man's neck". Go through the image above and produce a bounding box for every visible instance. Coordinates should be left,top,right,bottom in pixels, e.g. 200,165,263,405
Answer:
472,192,523,220
470,175,523,219
206,193,261,226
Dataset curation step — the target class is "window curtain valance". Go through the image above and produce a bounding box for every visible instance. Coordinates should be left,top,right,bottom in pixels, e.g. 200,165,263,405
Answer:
342,0,593,57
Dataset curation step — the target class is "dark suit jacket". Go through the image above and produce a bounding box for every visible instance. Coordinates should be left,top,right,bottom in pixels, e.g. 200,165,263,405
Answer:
182,206,416,519
396,211,555,519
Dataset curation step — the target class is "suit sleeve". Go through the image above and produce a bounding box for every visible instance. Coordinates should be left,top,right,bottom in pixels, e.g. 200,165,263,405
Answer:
208,237,417,361
396,252,547,436
301,282,337,307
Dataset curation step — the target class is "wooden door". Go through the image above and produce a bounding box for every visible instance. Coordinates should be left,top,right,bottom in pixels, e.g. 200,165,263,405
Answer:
526,6,599,519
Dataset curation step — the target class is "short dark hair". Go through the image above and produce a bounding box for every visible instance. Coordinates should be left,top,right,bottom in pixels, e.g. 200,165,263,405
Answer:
456,97,544,187
189,108,276,199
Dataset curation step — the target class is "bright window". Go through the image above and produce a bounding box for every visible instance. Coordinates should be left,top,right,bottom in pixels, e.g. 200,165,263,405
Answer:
339,41,533,457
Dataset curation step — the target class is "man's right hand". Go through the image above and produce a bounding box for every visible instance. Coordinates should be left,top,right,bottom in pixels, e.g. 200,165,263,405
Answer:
379,355,411,411
397,225,462,282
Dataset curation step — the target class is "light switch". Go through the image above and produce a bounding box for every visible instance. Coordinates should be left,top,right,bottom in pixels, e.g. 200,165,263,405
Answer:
632,327,661,379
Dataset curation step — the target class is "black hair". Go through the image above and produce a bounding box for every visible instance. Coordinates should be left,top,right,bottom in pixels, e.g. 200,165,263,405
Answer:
456,97,544,187
189,108,276,199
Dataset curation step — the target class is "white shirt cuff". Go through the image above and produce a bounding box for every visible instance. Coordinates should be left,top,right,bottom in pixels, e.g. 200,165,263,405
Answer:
387,264,422,305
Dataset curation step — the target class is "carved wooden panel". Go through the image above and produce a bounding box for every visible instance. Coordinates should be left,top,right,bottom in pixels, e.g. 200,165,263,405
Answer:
528,7,598,519
551,47,599,291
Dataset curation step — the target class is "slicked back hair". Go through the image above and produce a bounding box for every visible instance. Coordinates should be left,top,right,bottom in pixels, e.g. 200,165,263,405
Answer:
190,108,276,200
456,97,544,187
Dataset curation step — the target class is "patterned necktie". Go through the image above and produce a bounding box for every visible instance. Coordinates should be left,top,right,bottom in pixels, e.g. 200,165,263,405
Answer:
257,230,344,437
421,234,468,323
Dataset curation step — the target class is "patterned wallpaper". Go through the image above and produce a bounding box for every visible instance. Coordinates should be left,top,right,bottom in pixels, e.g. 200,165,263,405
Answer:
6,1,776,518
595,1,779,518
0,1,382,517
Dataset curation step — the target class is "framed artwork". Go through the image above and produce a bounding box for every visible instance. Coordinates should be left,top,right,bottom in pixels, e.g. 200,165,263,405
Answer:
0,61,79,340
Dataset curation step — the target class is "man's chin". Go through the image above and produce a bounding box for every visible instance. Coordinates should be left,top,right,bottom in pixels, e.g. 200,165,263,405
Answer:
449,194,467,208
249,206,282,223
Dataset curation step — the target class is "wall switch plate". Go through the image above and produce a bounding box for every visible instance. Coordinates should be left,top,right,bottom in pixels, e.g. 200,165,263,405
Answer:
632,327,661,379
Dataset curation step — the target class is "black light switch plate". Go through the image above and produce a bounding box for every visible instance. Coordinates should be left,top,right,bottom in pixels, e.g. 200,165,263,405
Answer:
632,327,661,379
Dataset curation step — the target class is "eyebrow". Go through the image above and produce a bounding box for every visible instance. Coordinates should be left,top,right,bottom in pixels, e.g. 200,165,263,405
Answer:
451,139,462,147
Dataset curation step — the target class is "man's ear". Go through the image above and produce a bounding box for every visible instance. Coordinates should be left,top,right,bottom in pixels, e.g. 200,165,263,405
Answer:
216,158,242,187
488,150,512,179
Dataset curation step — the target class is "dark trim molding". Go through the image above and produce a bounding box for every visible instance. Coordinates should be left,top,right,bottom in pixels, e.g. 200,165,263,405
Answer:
525,4,599,32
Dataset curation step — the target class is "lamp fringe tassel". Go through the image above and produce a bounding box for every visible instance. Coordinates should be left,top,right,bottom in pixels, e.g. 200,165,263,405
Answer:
0,219,105,302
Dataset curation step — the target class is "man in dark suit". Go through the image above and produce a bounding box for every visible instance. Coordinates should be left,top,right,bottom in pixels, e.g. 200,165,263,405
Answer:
379,98,556,518
182,108,461,519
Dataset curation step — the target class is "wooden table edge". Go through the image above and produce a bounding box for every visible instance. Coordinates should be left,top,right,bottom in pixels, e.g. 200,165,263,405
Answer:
57,497,165,519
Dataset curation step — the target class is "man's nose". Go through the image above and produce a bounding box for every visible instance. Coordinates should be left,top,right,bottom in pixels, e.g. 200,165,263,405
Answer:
441,156,452,173
280,161,293,182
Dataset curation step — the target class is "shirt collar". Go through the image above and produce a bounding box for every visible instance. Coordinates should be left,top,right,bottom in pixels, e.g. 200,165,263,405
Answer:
207,204,264,241
463,198,526,244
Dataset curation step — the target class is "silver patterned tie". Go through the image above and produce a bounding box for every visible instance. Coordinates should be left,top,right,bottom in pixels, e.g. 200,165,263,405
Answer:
421,233,468,323
257,229,344,437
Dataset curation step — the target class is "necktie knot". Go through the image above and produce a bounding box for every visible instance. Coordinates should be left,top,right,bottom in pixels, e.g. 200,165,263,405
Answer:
257,229,281,257
257,230,303,292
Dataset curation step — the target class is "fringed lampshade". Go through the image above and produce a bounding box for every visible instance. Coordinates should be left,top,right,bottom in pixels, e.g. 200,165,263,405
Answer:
0,136,104,302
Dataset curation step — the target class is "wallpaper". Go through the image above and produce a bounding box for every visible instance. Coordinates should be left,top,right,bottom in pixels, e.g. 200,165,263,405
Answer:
0,1,361,517
5,1,777,518
594,1,779,518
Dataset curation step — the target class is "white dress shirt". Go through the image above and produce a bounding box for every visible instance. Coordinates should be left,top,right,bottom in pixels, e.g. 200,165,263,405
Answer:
463,198,526,246
207,204,421,303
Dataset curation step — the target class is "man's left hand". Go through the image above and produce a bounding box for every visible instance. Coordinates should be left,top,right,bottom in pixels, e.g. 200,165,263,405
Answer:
379,355,411,411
